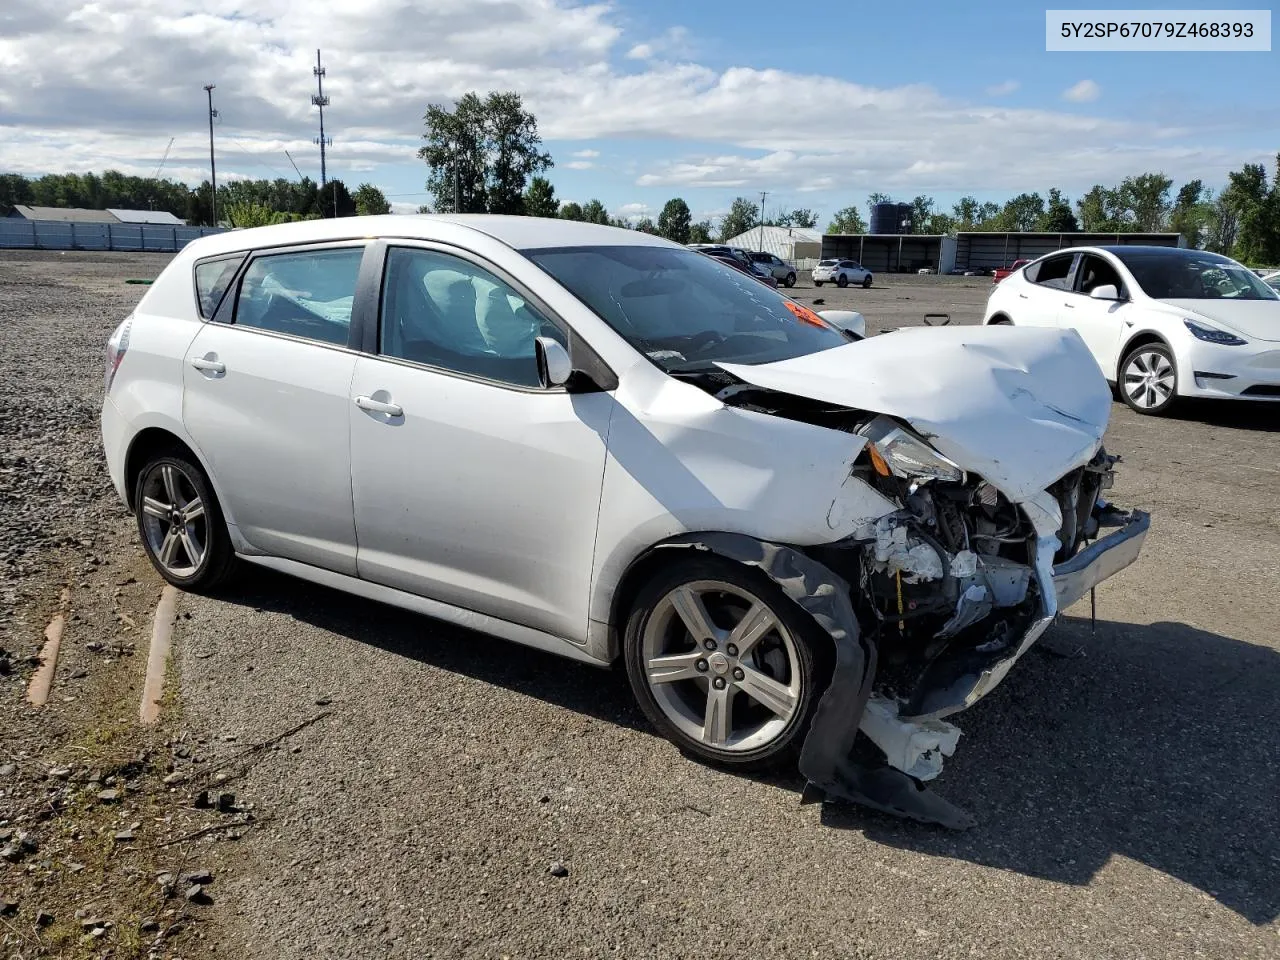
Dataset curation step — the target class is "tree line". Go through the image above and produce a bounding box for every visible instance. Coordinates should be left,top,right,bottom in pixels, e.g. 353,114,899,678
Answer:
817,160,1280,264
0,171,394,227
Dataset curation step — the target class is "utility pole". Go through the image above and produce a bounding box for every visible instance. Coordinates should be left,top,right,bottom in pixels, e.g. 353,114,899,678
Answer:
203,85,218,227
758,191,769,252
311,49,333,215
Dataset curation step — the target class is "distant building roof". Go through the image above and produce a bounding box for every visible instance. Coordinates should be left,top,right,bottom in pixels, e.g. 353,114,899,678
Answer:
9,205,118,223
723,225,823,258
108,208,186,225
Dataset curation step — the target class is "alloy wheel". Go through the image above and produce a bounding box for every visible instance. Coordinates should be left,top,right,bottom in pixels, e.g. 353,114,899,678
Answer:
139,462,208,577
1123,349,1175,410
641,580,801,752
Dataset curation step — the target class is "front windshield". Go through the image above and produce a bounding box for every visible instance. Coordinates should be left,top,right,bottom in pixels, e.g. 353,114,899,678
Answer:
526,245,849,373
1119,252,1280,301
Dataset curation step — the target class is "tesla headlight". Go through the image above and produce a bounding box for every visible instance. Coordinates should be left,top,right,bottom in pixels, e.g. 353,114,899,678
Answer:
1184,318,1247,346
860,416,963,483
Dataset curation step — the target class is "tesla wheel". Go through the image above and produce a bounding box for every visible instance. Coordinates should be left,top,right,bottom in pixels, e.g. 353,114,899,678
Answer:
623,556,829,771
862,275,872,288
836,274,849,288
1120,343,1178,415
134,453,238,590
784,273,797,288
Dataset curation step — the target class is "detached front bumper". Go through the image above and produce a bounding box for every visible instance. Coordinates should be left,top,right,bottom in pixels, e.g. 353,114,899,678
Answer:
904,508,1151,721
1054,509,1151,609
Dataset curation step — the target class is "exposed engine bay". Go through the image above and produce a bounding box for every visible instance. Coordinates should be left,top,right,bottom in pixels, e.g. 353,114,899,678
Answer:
679,367,1151,828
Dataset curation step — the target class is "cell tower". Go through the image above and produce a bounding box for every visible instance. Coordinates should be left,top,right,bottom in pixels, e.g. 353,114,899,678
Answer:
311,49,332,190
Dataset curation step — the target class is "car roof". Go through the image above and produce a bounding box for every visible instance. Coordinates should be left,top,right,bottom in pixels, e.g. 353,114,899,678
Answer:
182,214,681,259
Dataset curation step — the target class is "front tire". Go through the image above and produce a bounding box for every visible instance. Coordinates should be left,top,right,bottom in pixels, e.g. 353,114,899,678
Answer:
814,280,824,287
784,272,797,288
623,555,829,771
1119,343,1178,415
862,275,873,288
836,274,849,288
134,453,238,590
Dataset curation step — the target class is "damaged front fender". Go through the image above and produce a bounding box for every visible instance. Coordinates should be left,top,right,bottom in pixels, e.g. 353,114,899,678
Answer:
653,532,976,830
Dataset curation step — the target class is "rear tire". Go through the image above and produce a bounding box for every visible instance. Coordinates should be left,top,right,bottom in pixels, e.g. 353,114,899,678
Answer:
784,273,797,288
134,453,238,590
1119,343,1178,416
814,281,824,287
623,555,830,772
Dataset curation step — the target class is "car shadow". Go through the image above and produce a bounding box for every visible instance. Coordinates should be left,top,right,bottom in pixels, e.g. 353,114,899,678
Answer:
217,572,1279,925
1149,397,1280,432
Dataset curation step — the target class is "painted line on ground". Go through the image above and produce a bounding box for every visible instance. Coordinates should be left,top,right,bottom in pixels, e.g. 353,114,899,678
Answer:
140,585,179,726
26,587,70,707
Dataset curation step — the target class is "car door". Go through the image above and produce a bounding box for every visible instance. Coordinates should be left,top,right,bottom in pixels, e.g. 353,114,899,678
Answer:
348,243,614,641
182,242,369,575
1015,253,1078,327
1062,253,1129,377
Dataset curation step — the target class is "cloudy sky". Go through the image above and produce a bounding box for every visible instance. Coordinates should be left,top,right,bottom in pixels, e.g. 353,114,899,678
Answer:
0,0,1274,224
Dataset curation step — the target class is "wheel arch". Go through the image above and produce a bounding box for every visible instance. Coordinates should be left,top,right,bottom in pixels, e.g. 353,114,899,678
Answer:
1116,330,1173,382
987,312,1013,325
122,427,234,528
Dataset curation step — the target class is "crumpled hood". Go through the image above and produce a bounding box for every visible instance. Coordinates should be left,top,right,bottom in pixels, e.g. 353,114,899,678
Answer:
1161,299,1280,342
717,326,1112,502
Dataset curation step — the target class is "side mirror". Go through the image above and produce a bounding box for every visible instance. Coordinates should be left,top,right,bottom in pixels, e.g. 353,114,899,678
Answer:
817,309,866,338
1089,284,1121,301
535,336,572,388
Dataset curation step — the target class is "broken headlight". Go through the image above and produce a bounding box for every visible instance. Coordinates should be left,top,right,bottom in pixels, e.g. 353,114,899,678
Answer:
860,416,964,484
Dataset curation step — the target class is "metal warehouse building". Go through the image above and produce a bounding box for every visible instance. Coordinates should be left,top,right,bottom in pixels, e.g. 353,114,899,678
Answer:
723,225,823,261
822,231,1185,274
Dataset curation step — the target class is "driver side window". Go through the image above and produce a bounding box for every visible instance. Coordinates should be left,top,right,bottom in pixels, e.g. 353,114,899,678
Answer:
379,247,565,388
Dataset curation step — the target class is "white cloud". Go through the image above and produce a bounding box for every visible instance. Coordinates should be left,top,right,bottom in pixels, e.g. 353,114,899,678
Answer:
0,0,1262,200
1063,79,1101,103
616,201,651,224
626,43,653,60
986,80,1019,96
572,149,600,158
565,160,594,170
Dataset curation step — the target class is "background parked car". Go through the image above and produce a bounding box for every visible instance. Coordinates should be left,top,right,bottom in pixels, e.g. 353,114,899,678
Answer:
748,252,798,287
812,259,872,288
983,245,1280,415
706,251,779,287
1263,269,1280,292
992,259,1031,284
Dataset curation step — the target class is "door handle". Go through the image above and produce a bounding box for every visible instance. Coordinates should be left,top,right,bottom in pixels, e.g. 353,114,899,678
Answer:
190,356,225,375
354,395,403,417
1018,293,1028,299
1063,302,1075,308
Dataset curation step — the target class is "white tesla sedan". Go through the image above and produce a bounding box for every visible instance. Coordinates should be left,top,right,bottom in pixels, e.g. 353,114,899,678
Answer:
102,216,1148,827
984,245,1280,415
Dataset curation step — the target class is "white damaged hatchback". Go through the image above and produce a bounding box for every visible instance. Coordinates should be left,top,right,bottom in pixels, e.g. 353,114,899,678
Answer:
102,216,1149,827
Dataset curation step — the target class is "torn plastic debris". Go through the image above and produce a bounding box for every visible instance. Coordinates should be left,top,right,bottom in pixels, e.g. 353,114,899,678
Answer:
868,514,944,582
655,532,975,830
857,695,961,781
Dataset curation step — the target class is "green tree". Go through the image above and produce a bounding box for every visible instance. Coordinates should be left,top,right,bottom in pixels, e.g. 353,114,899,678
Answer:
992,192,1045,232
560,201,585,221
718,196,759,241
775,208,818,229
952,196,981,230
657,197,692,243
688,219,713,244
523,176,559,218
1168,180,1208,246
1119,173,1173,232
225,201,295,228
418,91,552,214
0,172,34,215
1076,184,1125,231
827,205,867,234
909,196,935,234
1225,157,1280,263
353,183,391,216
634,217,658,234
866,192,891,213
581,199,610,225
1037,188,1079,232
1204,191,1240,254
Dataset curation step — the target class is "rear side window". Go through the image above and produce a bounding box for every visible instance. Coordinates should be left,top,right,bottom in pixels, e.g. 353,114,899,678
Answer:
1027,254,1075,290
233,247,364,347
193,254,246,319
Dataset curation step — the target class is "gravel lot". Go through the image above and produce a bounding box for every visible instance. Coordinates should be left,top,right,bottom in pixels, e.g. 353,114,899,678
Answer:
2,252,1277,959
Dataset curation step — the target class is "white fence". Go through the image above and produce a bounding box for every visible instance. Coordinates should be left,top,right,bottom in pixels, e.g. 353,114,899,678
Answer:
0,218,225,252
